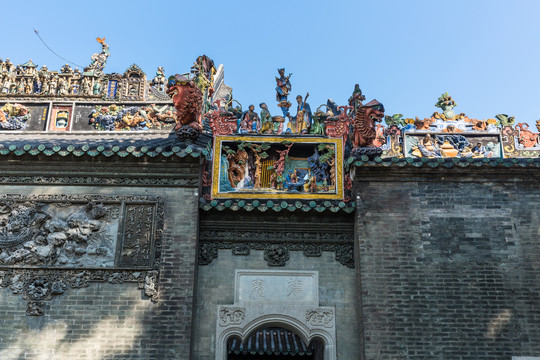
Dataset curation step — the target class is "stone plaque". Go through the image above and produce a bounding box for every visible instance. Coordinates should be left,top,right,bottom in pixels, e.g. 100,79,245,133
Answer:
235,270,318,305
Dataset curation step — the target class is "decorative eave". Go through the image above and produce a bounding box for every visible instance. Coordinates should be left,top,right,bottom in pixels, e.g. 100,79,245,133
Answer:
0,132,211,161
353,156,540,168
199,198,355,213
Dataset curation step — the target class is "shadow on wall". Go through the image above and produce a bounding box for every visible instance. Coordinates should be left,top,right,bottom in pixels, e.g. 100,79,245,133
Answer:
0,300,147,360
486,309,512,340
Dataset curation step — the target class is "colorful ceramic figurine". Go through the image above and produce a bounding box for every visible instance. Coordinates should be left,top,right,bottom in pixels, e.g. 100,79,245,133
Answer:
269,171,278,189
275,68,292,117
259,103,275,134
276,171,285,190
348,84,365,117
287,94,311,134
84,37,110,77
151,67,166,91
239,105,260,133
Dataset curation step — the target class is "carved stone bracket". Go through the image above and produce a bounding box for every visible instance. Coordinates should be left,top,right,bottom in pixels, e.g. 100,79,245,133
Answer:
26,301,45,316
199,243,219,265
305,308,334,328
264,245,290,266
198,230,354,268
218,306,245,327
0,194,164,315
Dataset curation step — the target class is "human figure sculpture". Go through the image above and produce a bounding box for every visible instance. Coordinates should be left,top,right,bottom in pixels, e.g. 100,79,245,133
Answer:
49,77,58,95
417,134,442,157
151,67,166,91
287,94,311,134
58,78,69,96
239,105,260,133
93,81,102,96
33,77,42,93
259,103,275,134
81,77,91,95
275,68,292,117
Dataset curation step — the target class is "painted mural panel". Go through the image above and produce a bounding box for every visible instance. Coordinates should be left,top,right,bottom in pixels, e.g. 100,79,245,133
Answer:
212,136,343,199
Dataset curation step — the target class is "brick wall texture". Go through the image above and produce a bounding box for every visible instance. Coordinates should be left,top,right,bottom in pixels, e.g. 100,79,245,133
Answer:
0,164,200,359
355,167,540,360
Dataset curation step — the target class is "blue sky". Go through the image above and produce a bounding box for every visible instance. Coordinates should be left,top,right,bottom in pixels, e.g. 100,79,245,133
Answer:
2,0,539,127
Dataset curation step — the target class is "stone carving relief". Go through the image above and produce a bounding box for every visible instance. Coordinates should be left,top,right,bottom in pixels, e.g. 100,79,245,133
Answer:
264,245,290,266
198,230,354,268
26,301,45,316
0,199,117,267
142,270,159,302
0,194,164,315
218,306,245,327
199,242,219,265
216,270,337,360
306,308,334,328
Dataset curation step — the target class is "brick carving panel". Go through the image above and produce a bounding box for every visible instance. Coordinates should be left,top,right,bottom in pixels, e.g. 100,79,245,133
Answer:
0,194,164,315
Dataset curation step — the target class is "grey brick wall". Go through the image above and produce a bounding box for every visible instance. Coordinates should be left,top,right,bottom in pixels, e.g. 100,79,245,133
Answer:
354,167,540,360
0,160,200,359
192,250,359,360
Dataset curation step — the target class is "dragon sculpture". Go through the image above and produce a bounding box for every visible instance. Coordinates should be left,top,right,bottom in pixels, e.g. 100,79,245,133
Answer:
324,106,352,142
515,123,539,148
352,100,385,148
166,75,203,141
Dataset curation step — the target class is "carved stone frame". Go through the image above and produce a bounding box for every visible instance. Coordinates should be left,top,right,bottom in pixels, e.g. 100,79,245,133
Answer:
0,194,164,314
215,270,337,360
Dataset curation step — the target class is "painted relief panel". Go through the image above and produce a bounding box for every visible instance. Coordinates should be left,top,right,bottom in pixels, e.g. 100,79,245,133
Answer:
71,103,176,131
0,102,48,131
404,133,503,158
49,105,71,131
212,136,343,199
